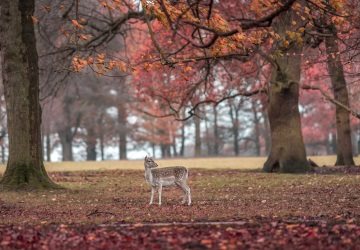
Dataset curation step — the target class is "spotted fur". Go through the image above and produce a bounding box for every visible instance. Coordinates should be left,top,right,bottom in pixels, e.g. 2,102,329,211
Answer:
144,156,191,206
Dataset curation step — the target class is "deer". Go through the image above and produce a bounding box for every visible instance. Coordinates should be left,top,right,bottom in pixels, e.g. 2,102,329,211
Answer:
144,156,191,206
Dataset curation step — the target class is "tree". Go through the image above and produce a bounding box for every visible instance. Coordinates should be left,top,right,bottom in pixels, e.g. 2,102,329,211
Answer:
263,7,310,173
135,0,312,171
0,0,58,189
324,22,355,165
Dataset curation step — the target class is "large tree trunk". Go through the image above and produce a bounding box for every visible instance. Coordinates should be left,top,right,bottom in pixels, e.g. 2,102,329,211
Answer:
263,111,271,156
0,130,6,163
325,24,355,166
0,0,58,189
263,8,310,173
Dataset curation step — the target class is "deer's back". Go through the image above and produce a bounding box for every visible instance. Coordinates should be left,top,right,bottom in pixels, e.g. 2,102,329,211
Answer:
151,166,188,180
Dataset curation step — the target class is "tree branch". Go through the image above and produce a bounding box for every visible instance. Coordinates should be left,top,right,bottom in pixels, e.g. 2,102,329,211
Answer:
302,84,360,119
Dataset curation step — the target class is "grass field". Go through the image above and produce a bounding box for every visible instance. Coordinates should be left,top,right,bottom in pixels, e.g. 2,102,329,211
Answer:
0,155,359,173
1,168,359,225
0,157,359,249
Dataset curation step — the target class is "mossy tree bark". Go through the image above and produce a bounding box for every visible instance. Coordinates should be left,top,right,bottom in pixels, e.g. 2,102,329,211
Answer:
325,24,355,166
263,7,310,173
0,0,59,189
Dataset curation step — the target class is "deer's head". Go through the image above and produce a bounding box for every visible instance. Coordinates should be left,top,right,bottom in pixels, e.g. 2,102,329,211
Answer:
144,156,158,169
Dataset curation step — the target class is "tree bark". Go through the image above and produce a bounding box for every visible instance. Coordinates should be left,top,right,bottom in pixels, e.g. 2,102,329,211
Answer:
0,0,58,189
98,114,105,161
325,24,355,166
0,129,6,163
58,127,74,161
263,8,310,173
160,144,171,158
117,102,127,160
194,114,201,157
45,133,51,162
57,96,80,161
229,100,240,156
263,111,271,156
179,121,186,156
204,114,211,155
99,130,105,161
85,127,97,161
151,142,156,158
213,105,219,156
172,141,178,157
252,100,261,156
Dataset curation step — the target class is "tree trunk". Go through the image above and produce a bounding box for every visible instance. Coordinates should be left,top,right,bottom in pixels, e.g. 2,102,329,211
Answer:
98,114,105,161
229,101,240,156
179,121,185,156
1,144,5,164
194,114,201,157
85,127,97,161
45,133,51,162
325,24,355,166
0,130,6,163
161,144,165,158
172,141,178,157
252,100,261,156
264,67,310,172
0,0,58,189
263,112,271,156
204,114,211,155
58,127,74,161
99,131,105,161
160,144,171,158
151,142,156,158
213,105,219,156
57,95,79,161
263,8,310,173
118,102,127,160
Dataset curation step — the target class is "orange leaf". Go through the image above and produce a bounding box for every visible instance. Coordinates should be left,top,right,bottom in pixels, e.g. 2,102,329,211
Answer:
31,16,39,24
71,19,84,29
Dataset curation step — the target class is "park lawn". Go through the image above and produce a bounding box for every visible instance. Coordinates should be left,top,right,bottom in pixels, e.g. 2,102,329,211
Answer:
0,168,359,225
0,165,360,249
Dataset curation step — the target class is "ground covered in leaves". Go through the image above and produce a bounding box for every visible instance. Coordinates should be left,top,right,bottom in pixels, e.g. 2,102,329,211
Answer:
0,168,359,249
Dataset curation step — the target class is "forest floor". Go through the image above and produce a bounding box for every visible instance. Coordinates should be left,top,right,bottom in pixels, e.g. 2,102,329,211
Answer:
0,162,360,249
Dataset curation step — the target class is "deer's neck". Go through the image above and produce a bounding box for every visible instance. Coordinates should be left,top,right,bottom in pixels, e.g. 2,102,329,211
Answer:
145,168,153,184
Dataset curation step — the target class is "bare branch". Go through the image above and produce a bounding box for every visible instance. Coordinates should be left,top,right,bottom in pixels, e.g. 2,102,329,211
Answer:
302,84,360,119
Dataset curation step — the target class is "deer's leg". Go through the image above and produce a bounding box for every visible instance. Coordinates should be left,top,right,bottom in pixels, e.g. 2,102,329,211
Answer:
184,184,191,206
149,186,155,205
177,182,191,206
158,184,162,206
176,182,187,204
